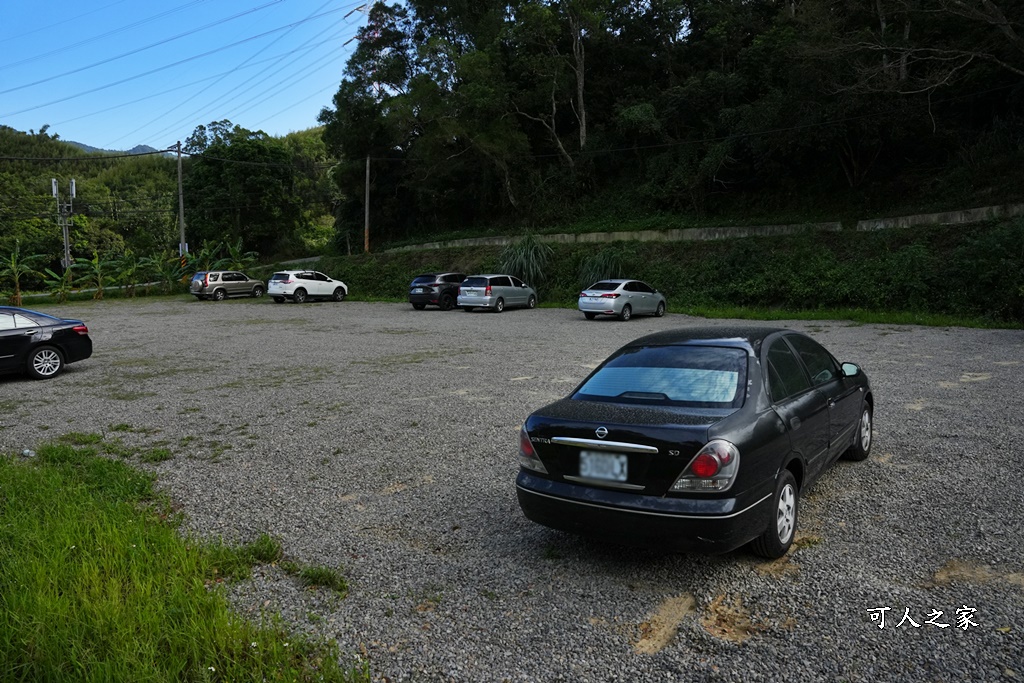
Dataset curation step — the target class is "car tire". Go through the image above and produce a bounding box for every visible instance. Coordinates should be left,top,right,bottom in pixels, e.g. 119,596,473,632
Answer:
439,294,454,311
412,303,426,310
655,301,666,317
252,286,264,298
619,304,632,321
213,289,226,301
293,288,307,304
584,312,597,320
751,469,798,559
527,295,537,309
494,298,505,313
844,403,873,461
27,346,64,380
333,287,346,302
273,297,285,304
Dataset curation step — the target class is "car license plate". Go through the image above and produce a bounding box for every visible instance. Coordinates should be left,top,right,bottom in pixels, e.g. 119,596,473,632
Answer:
579,450,628,481
414,287,426,293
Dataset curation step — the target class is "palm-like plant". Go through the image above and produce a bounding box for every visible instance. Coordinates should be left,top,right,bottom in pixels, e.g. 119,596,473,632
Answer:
141,250,185,294
43,267,76,303
187,240,228,273
224,237,258,272
115,249,142,298
500,233,554,288
73,251,117,300
1,241,44,306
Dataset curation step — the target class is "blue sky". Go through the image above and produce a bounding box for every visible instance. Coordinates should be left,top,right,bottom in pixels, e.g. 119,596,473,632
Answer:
1,0,369,151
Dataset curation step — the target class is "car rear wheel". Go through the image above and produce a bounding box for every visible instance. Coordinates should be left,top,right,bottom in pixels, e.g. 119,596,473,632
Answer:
27,346,64,380
494,298,505,313
439,294,454,311
619,304,632,321
584,312,597,320
412,303,426,310
655,301,666,317
333,287,346,302
213,289,226,301
252,286,264,298
293,288,307,304
844,404,873,461
527,295,537,309
273,297,285,304
751,470,798,559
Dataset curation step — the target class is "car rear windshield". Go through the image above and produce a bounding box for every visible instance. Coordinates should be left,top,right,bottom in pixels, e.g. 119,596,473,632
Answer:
411,275,437,285
269,273,291,281
586,281,620,291
462,277,488,287
574,345,748,408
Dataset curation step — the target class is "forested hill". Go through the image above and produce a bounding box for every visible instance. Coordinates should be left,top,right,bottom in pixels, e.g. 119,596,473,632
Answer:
318,0,1024,245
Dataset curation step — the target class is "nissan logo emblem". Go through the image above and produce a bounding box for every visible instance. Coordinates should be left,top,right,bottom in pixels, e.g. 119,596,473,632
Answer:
595,426,608,439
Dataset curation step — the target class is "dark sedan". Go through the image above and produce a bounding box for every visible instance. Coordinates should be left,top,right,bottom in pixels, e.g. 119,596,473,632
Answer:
515,326,873,558
0,307,93,379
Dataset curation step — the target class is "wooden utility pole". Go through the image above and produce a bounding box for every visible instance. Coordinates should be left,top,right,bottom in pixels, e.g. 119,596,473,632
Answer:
176,141,187,259
364,156,370,253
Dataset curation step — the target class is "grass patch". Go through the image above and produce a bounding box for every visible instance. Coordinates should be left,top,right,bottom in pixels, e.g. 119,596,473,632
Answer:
58,431,104,446
139,447,174,464
0,443,367,681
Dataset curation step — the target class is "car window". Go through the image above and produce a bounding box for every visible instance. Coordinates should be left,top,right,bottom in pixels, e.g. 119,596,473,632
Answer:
191,272,206,282
225,272,241,282
766,338,812,401
636,281,655,294
623,281,637,292
786,334,839,386
412,275,435,286
12,314,37,328
492,276,512,287
587,282,620,291
209,273,220,282
315,272,329,281
462,277,488,287
270,273,290,281
510,277,525,288
0,313,14,331
574,345,747,408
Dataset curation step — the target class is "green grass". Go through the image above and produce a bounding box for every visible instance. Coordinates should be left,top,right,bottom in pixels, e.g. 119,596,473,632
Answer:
0,442,368,682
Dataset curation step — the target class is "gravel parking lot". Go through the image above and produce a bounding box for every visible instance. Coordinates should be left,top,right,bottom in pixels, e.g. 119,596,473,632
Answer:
2,297,1022,682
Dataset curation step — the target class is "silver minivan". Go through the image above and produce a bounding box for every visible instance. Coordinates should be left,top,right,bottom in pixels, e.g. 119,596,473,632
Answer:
457,274,537,312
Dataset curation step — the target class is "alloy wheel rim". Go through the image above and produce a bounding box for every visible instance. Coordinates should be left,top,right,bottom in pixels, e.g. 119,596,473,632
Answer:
33,350,61,376
860,411,872,452
777,484,795,543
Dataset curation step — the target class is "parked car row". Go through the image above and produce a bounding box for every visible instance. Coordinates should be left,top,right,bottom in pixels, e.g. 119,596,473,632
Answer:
190,270,348,304
407,273,666,319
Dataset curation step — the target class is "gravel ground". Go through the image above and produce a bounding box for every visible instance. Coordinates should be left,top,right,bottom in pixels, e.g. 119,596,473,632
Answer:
3,297,1023,682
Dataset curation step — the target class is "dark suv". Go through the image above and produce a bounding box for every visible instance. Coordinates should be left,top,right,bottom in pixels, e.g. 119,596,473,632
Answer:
408,272,466,311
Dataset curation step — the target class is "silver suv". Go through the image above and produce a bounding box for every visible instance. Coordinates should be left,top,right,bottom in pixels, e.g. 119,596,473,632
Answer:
190,271,265,301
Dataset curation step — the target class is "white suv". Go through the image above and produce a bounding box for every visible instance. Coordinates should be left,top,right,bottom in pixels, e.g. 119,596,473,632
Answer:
267,270,348,304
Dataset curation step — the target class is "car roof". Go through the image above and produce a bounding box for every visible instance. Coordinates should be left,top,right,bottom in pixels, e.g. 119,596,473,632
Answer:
465,273,512,278
625,326,791,350
592,279,633,284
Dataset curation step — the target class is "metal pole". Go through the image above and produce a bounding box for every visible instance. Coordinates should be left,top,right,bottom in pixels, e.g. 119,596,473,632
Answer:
177,141,187,256
364,156,370,253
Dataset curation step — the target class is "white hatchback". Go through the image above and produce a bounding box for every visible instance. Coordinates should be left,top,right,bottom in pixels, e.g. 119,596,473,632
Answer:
267,270,348,304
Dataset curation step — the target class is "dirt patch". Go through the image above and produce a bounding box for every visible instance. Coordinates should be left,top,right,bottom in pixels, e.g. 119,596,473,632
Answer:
633,593,696,655
928,559,1024,588
701,595,760,644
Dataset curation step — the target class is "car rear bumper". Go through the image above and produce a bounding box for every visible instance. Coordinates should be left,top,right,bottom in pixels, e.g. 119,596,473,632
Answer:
515,470,771,554
409,293,440,305
578,300,622,315
457,296,494,308
61,336,93,364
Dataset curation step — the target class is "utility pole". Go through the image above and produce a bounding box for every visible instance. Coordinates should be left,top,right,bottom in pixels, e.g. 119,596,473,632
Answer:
52,178,74,272
364,156,370,253
176,141,188,262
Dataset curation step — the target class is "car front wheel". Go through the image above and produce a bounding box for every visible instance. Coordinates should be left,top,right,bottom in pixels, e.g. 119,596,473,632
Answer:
333,287,346,302
527,295,537,309
844,404,873,461
655,301,666,317
27,346,64,379
751,469,798,559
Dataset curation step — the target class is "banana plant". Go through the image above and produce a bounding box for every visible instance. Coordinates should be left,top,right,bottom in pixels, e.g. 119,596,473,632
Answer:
115,249,142,298
43,267,76,303
186,240,229,273
72,251,117,300
0,241,44,306
140,250,185,294
224,237,258,272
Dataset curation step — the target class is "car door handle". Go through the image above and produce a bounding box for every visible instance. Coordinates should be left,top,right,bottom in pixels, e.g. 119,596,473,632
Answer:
23,329,39,336
790,417,801,430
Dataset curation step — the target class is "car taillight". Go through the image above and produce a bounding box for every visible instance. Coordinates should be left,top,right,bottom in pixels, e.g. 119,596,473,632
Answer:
203,274,209,286
670,440,740,492
72,325,89,335
485,285,492,296
600,293,621,299
518,427,548,474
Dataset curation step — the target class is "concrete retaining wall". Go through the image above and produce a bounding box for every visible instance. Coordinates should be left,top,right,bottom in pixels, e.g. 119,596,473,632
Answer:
386,203,1024,253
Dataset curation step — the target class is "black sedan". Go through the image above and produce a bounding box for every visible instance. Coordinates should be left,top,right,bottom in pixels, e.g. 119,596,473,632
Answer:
515,326,873,558
0,307,93,380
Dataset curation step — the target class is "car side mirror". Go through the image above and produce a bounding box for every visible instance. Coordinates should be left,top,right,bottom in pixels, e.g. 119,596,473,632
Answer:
841,362,861,377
